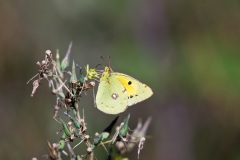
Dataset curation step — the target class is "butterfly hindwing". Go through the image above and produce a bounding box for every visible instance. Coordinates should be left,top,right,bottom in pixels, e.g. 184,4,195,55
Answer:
111,72,153,106
96,75,128,114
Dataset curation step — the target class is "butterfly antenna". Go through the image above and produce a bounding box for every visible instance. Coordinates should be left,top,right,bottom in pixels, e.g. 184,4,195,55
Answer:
108,56,111,68
95,63,103,69
100,56,110,67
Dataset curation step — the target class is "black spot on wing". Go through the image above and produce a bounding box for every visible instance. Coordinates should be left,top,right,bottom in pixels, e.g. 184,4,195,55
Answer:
128,94,139,99
128,81,132,85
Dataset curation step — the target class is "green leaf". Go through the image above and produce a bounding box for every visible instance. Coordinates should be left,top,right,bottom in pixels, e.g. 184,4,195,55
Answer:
70,61,77,83
56,49,61,72
78,68,85,85
61,42,72,71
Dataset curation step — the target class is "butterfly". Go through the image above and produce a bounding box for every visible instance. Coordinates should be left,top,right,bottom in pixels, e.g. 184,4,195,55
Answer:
96,66,153,114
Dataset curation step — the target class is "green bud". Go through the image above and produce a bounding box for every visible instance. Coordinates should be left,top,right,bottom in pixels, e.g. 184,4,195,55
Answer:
61,133,67,140
60,119,71,137
71,118,81,129
77,155,83,160
93,133,102,145
72,107,77,116
119,114,130,137
73,120,81,129
64,111,81,129
101,132,110,141
94,132,110,145
58,140,65,151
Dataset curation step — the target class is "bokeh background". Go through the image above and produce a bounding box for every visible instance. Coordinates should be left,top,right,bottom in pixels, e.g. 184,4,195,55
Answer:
1,0,240,159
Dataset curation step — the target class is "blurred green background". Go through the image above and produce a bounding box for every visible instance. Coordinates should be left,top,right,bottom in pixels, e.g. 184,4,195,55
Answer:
1,0,240,159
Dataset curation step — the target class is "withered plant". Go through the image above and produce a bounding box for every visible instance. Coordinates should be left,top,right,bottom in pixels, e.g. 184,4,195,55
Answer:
28,43,151,160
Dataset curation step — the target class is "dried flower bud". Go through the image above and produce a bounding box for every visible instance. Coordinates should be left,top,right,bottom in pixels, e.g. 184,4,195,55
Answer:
89,81,95,87
46,50,51,55
87,147,92,153
31,80,40,97
95,132,99,137
67,121,72,127
84,135,90,139
36,61,41,66
138,137,146,159
42,60,46,65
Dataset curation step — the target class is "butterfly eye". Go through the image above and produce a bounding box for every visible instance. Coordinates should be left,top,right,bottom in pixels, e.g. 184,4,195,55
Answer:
128,81,132,85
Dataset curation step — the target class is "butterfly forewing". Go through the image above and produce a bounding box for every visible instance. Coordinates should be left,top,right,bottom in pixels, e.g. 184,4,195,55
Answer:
112,72,153,106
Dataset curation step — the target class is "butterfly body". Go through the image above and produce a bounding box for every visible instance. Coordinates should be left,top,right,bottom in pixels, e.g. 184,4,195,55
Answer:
96,67,153,114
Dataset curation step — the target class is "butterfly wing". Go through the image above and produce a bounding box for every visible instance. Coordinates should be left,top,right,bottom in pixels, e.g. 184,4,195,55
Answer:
96,75,128,114
111,72,153,106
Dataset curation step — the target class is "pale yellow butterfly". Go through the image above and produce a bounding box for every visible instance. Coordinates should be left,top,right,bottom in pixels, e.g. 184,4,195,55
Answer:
96,66,153,114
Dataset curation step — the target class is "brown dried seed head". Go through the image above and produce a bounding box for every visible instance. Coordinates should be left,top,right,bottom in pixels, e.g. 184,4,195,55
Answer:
42,60,46,65
36,61,41,66
45,50,51,55
89,81,95,87
87,147,92,153
95,132,99,137
84,135,90,139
